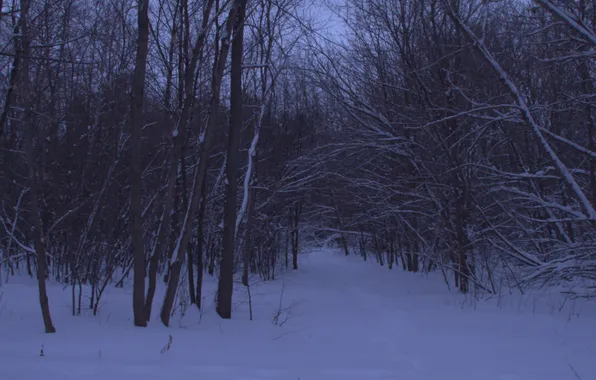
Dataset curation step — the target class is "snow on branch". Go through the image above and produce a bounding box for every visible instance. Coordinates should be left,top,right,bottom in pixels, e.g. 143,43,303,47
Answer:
534,0,596,46
448,5,596,221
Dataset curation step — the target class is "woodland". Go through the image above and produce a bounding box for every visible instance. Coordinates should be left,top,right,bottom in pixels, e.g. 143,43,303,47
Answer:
1,0,596,332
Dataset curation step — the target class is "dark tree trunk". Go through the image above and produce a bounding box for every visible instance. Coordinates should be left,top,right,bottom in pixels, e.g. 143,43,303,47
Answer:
144,242,160,320
291,202,301,270
196,184,207,309
130,0,150,327
180,150,196,305
242,184,255,286
26,254,32,277
196,239,204,309
358,232,367,261
285,209,291,269
187,241,196,304
217,0,247,319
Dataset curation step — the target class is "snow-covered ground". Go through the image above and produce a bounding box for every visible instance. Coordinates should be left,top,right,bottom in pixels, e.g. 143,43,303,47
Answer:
1,248,595,380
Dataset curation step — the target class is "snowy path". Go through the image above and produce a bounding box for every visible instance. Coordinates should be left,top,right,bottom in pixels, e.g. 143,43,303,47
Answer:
1,248,595,379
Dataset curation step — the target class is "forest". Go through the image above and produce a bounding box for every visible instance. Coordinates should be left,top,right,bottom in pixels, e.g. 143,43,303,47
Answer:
2,0,596,334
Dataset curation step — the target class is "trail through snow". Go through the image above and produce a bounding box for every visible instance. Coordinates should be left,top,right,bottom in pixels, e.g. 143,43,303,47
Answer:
0,248,595,379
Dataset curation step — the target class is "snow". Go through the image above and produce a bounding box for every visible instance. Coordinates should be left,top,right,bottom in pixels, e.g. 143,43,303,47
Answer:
1,248,595,380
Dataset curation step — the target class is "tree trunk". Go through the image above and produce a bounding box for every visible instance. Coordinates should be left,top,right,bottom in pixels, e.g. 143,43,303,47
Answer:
26,254,32,277
291,203,301,270
242,184,255,286
144,240,160,320
17,0,55,334
19,7,53,333
186,241,196,304
330,195,348,257
217,0,247,319
145,0,215,322
130,0,150,327
285,210,290,269
196,183,208,309
180,150,196,305
161,1,240,326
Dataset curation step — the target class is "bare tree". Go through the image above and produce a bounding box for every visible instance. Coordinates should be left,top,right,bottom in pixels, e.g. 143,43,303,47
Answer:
217,0,248,319
160,0,240,326
18,0,56,333
130,0,151,327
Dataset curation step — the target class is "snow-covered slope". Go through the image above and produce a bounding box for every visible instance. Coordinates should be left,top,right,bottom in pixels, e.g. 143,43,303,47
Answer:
0,248,594,379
